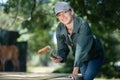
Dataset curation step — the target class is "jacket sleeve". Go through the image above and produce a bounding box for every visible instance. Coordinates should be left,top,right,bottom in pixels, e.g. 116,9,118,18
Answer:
74,20,93,67
56,24,69,62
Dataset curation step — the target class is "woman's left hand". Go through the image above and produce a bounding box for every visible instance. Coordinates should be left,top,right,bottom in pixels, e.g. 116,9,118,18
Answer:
69,67,79,80
69,74,78,80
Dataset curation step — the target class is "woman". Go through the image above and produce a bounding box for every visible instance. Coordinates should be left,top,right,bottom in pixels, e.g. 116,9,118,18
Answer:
50,1,104,80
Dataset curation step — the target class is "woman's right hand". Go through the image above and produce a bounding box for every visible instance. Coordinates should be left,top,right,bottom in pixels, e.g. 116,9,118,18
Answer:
50,56,63,63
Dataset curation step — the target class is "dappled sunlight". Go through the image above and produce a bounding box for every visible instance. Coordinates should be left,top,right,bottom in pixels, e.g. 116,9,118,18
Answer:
0,0,120,79
27,66,61,73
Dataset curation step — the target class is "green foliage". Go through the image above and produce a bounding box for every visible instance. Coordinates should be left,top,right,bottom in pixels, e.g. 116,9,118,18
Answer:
54,0,120,78
0,0,120,78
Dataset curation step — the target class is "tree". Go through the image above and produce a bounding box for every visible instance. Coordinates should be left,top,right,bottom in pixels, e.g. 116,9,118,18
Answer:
0,0,57,66
65,0,120,78
0,0,120,78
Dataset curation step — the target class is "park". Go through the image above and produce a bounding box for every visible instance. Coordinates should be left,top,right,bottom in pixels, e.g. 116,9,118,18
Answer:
0,0,120,80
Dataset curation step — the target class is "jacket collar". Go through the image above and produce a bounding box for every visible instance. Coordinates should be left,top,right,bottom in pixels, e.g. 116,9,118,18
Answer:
73,17,80,34
60,24,68,36
60,17,80,36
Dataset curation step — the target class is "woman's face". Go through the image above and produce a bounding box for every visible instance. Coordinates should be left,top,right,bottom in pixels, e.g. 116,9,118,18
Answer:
56,10,73,25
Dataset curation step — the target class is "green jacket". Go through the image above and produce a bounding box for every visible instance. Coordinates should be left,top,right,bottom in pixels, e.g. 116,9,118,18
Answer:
56,17,104,67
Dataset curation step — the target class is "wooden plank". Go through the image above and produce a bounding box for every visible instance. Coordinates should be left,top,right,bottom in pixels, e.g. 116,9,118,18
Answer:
0,72,82,80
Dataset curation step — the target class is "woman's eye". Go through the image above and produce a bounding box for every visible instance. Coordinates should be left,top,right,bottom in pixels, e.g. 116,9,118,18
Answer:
64,11,67,13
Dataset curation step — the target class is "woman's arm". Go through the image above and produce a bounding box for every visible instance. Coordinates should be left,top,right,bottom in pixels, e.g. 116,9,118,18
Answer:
74,20,93,67
69,67,79,79
56,23,70,62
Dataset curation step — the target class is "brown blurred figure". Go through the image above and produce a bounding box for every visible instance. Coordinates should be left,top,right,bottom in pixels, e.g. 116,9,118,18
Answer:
0,45,19,71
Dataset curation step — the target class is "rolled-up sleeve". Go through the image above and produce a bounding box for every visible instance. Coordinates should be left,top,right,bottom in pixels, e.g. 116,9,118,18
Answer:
74,20,93,67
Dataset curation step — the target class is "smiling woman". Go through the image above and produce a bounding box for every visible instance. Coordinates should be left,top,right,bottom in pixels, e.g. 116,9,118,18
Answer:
50,1,105,80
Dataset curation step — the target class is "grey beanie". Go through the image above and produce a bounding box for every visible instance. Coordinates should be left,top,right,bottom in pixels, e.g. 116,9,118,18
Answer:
54,2,71,15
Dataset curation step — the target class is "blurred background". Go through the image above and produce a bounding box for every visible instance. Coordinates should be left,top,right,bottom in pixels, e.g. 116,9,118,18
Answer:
0,0,120,79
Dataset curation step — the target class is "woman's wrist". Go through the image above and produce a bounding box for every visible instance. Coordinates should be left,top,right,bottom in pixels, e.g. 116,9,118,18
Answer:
72,67,79,75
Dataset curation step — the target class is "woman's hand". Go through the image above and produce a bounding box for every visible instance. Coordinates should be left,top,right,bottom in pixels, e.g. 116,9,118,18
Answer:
69,74,78,80
69,67,79,80
50,56,63,63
